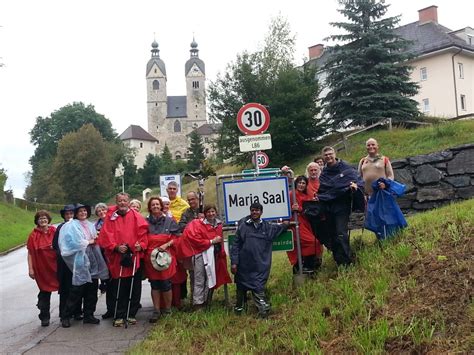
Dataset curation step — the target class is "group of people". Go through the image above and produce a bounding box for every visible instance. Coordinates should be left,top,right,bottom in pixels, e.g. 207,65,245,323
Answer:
27,139,398,324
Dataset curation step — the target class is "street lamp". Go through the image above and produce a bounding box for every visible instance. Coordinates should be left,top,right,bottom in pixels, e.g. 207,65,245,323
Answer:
115,164,125,193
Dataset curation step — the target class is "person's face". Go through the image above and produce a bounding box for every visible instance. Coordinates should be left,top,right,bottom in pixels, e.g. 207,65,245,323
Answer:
323,149,336,166
166,185,177,199
366,140,379,155
308,166,320,180
187,193,199,209
150,199,162,216
205,208,216,221
37,216,49,228
296,180,307,192
250,208,262,221
116,195,130,213
130,203,141,213
96,207,107,219
315,159,324,167
76,207,88,221
162,201,170,213
64,211,74,221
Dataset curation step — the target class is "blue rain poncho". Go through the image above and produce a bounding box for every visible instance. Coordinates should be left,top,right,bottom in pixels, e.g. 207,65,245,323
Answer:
365,178,408,240
59,219,109,286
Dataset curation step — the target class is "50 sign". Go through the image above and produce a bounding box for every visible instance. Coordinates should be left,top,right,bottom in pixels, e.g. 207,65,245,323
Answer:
237,103,270,135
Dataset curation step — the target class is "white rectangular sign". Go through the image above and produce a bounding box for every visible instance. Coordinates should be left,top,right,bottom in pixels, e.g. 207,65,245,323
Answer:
222,177,290,223
239,134,272,152
159,174,182,197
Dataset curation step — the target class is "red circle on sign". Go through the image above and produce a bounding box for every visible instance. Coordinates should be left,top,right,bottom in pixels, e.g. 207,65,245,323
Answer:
256,151,269,168
237,103,270,135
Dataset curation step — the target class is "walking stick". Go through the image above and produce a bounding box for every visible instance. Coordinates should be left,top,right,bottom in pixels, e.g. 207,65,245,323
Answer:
124,254,137,329
114,265,123,320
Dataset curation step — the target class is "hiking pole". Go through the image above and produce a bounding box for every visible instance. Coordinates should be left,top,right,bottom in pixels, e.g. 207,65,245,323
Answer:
114,265,123,321
124,254,137,329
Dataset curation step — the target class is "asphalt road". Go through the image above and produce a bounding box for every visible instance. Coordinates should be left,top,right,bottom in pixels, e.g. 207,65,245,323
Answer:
0,247,155,355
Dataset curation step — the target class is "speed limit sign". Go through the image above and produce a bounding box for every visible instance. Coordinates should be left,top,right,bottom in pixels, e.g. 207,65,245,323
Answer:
253,151,270,168
237,103,270,135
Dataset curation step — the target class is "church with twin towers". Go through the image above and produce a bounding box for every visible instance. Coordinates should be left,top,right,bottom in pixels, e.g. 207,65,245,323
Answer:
119,37,220,168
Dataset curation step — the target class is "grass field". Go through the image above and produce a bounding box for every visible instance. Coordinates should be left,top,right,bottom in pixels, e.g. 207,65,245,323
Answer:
131,199,473,353
0,202,62,252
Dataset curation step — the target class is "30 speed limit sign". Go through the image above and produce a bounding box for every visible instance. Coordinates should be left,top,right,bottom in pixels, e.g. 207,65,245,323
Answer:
237,103,270,135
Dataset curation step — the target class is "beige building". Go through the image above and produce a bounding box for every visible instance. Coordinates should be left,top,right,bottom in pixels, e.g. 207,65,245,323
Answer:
307,6,474,119
119,125,158,169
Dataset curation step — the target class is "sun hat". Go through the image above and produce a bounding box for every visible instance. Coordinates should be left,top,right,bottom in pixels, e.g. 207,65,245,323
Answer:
60,204,76,219
150,249,172,271
73,203,92,218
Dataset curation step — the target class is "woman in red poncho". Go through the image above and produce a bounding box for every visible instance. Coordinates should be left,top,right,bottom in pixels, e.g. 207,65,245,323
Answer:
27,210,59,327
143,196,180,323
176,204,231,309
288,175,323,275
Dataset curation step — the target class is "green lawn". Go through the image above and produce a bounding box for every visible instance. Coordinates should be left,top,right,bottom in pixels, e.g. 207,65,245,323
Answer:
0,202,62,252
131,199,473,353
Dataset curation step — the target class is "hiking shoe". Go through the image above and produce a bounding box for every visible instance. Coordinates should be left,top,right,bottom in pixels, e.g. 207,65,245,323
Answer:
234,306,244,315
161,309,172,317
113,318,124,327
83,315,100,324
149,311,160,323
127,317,137,325
73,314,84,321
41,319,50,327
101,311,114,319
61,318,71,328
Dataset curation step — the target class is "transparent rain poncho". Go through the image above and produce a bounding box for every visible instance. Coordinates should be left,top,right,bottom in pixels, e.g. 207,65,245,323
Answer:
59,219,109,286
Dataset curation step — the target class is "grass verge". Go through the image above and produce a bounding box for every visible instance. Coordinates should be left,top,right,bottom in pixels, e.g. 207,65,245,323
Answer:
130,199,473,353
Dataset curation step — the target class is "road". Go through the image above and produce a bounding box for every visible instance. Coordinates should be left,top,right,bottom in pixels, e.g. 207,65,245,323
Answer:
0,247,154,354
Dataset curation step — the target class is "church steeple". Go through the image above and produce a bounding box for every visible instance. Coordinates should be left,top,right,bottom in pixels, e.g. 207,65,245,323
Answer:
190,37,199,58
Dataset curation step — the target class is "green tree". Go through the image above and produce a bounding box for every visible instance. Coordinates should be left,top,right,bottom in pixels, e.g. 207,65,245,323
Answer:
209,16,321,166
53,124,115,204
160,144,174,174
187,130,205,171
322,0,419,129
0,167,7,201
29,102,118,169
139,154,161,186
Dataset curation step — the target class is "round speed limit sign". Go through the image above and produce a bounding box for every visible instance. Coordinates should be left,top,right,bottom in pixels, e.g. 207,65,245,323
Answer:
252,151,270,168
237,103,270,135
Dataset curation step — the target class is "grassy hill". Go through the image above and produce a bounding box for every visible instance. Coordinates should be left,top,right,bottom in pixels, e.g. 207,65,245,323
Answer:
0,202,62,252
131,199,473,353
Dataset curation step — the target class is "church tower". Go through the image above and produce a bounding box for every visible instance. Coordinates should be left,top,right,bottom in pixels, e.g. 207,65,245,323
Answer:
146,39,167,141
185,38,207,127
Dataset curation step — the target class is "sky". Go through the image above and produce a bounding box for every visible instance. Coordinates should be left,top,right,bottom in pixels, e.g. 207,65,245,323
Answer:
0,0,472,199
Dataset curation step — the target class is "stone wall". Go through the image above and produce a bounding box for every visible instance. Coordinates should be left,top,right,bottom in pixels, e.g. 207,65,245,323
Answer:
392,143,474,213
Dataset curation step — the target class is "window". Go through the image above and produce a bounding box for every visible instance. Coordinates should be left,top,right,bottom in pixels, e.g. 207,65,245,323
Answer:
140,142,143,148
152,80,159,90
460,94,466,111
192,81,200,89
458,63,464,79
204,137,209,143
175,152,182,160
422,98,430,113
154,69,157,74
420,67,427,81
205,148,209,154
174,120,181,132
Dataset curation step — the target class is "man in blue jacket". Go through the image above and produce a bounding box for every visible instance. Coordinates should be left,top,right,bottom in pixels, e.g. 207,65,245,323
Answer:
230,202,288,318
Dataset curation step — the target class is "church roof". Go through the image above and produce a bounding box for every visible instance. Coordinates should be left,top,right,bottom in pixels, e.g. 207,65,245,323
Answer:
167,96,187,118
189,123,222,136
119,125,158,142
185,57,205,76
147,57,167,77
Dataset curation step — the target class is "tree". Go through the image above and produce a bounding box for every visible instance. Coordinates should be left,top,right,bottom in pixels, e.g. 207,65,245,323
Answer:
187,130,205,171
139,154,161,186
160,144,174,174
29,102,118,169
53,124,115,204
322,0,419,129
0,167,7,200
209,16,322,166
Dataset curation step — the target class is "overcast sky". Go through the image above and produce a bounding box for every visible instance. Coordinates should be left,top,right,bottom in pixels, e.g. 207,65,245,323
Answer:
0,0,472,198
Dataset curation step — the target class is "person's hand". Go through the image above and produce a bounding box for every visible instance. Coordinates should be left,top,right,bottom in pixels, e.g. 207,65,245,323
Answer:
135,242,142,252
212,236,223,244
281,220,290,226
231,264,237,274
88,239,95,245
350,182,358,191
378,182,386,190
197,213,205,219
28,269,35,280
281,165,290,173
291,203,299,211
313,194,319,201
158,241,171,251
117,244,128,253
